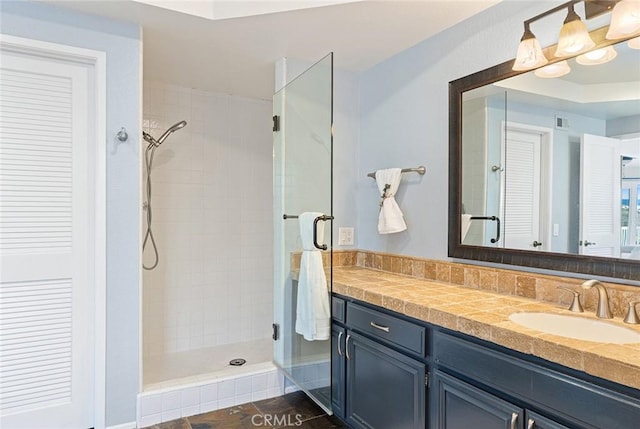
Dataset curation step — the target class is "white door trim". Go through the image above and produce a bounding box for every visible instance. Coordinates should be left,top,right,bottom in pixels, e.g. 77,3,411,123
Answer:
0,34,107,429
500,121,554,250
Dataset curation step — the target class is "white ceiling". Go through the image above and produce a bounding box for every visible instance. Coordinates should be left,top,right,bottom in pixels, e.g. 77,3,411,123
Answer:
45,0,501,99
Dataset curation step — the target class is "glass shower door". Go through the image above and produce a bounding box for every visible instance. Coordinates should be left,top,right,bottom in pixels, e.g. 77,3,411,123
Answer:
273,53,333,412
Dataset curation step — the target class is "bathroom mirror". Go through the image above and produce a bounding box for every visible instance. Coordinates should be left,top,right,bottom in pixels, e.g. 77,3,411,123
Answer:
449,29,640,281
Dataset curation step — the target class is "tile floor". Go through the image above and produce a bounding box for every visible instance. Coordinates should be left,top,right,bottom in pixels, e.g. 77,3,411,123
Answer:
143,391,349,428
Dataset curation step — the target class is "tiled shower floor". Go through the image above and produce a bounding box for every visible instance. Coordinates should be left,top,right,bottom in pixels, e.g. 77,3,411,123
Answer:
144,338,273,389
142,391,348,428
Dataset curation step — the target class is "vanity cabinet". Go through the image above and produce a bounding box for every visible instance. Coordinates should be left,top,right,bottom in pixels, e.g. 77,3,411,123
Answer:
332,297,427,429
332,295,640,429
331,324,346,419
432,370,571,429
525,411,572,429
432,370,523,429
432,331,640,429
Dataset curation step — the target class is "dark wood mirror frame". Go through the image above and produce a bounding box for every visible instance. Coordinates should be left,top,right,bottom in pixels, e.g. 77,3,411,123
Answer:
448,27,640,282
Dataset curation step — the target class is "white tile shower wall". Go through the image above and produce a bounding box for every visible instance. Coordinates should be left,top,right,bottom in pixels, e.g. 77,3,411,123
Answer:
137,368,285,426
143,81,274,357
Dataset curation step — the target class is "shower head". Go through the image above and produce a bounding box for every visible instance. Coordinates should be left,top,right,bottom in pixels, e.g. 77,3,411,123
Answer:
143,120,187,147
157,120,187,145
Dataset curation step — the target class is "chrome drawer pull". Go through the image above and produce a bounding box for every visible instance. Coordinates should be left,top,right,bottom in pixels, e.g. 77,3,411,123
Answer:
345,334,351,360
527,418,535,429
370,321,390,332
337,331,343,357
510,413,518,429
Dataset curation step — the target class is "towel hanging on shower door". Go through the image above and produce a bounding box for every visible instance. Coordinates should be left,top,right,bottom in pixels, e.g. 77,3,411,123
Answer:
295,212,331,341
376,168,407,234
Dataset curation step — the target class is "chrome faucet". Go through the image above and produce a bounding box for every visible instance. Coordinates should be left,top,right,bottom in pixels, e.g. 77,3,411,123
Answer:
581,280,613,319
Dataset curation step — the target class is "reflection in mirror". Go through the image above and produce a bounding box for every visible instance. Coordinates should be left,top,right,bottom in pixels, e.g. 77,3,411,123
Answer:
460,38,640,261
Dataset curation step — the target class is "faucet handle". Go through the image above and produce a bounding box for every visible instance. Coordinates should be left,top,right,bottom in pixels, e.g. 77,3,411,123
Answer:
557,286,583,313
624,301,640,324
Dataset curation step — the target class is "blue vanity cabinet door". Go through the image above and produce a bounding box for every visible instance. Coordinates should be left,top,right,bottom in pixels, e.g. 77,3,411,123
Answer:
525,411,571,429
432,370,524,429
331,324,346,419
345,330,426,429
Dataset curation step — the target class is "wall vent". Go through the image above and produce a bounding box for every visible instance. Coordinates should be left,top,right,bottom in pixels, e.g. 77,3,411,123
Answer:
555,115,569,130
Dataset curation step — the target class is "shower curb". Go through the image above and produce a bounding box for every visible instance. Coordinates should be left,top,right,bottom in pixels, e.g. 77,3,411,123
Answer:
136,364,284,427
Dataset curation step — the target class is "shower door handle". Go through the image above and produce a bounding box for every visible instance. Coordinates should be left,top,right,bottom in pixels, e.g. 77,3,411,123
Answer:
313,215,334,250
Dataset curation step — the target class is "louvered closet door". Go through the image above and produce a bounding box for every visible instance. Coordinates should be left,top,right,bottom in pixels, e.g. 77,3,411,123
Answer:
0,48,94,428
502,129,542,250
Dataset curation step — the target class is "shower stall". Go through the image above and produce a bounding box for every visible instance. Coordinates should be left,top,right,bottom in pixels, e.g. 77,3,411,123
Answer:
139,54,333,425
139,82,280,424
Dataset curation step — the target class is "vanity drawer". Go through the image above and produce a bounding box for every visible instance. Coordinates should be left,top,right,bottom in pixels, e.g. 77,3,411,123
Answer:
346,302,426,356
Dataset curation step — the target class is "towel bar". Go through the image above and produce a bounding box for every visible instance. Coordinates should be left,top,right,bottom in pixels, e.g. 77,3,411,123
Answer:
367,166,426,179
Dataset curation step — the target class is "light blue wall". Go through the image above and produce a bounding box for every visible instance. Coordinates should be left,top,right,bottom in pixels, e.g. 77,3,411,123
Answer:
0,1,141,426
357,0,571,259
608,114,640,137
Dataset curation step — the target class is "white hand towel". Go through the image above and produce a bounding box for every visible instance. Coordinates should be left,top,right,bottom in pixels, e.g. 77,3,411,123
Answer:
295,212,331,341
375,168,407,234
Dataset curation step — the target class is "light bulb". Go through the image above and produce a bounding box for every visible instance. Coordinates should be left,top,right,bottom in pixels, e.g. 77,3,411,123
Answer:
555,5,596,57
606,0,640,40
534,61,571,78
513,25,548,71
576,46,618,65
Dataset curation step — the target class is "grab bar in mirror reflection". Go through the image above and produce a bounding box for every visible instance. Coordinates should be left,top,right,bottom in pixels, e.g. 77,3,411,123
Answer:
470,216,501,244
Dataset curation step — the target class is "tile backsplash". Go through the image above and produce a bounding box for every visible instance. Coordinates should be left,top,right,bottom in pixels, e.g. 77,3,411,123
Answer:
309,250,640,319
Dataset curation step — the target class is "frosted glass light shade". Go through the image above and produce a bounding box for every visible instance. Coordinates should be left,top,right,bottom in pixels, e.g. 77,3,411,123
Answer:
606,0,640,40
513,35,548,70
629,36,640,49
555,18,596,57
576,46,618,65
534,61,571,78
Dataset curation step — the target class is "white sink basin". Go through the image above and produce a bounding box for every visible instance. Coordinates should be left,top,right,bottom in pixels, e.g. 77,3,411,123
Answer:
509,312,640,344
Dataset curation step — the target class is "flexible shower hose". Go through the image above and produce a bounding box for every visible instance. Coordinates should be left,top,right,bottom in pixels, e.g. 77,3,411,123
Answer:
142,144,159,270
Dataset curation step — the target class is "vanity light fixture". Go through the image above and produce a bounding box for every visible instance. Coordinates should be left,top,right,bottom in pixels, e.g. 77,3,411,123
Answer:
534,60,571,78
555,3,596,56
511,0,630,72
606,0,640,39
629,35,640,48
576,45,618,64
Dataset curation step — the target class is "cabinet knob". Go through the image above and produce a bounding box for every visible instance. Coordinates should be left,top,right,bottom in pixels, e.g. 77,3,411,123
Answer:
345,334,351,360
527,418,535,429
337,331,343,356
532,240,543,247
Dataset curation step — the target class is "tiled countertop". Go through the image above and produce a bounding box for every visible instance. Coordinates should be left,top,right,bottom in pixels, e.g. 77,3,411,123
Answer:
330,266,640,391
